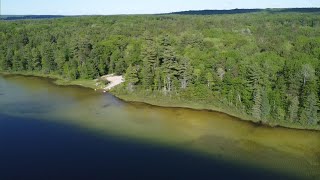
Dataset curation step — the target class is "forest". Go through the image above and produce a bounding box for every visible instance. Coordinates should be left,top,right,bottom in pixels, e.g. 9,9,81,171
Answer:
0,11,319,128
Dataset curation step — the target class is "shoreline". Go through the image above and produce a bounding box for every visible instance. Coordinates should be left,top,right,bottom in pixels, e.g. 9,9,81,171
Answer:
110,90,320,132
1,71,319,131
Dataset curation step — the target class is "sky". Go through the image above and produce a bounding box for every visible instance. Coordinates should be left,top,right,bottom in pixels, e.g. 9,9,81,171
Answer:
2,0,320,15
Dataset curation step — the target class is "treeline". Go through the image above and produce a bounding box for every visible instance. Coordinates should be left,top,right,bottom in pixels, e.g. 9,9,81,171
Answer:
0,13,319,127
169,8,320,15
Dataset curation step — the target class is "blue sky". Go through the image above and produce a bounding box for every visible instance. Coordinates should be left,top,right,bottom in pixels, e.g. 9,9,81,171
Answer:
2,0,320,15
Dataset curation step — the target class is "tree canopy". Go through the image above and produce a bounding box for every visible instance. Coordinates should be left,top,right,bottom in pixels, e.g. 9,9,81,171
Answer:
0,12,319,127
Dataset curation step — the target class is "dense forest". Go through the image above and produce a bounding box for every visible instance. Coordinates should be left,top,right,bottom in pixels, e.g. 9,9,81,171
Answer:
0,11,320,128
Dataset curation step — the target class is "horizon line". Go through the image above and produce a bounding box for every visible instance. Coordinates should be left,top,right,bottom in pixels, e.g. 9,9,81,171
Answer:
1,7,319,16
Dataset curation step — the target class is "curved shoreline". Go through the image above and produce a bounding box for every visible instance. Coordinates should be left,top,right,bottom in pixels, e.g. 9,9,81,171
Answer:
1,71,319,131
111,92,320,132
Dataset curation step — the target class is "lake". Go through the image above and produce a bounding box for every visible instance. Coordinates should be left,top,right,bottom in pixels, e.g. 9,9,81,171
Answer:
0,74,319,180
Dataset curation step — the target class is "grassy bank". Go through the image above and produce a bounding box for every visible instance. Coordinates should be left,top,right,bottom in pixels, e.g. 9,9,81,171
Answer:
111,85,254,121
111,85,320,131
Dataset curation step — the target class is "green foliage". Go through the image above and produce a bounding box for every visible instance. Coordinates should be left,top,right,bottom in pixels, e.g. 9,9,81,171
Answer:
41,43,56,73
252,85,262,120
288,96,300,123
141,36,158,88
125,65,139,91
178,57,193,89
261,88,271,122
0,12,320,128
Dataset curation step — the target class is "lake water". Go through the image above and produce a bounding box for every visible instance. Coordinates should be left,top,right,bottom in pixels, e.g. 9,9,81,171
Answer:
0,74,319,180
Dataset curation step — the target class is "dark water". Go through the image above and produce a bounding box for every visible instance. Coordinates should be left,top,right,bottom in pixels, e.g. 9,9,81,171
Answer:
0,74,319,180
0,114,296,180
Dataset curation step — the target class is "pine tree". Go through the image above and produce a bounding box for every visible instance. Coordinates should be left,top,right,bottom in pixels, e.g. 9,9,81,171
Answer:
0,51,4,71
31,48,42,71
63,59,79,80
3,48,13,70
160,36,179,92
115,58,126,75
261,88,271,122
125,65,139,92
12,50,25,71
178,57,193,89
248,64,263,120
109,49,121,73
307,93,318,125
299,87,318,125
299,64,318,125
252,85,262,120
41,43,56,73
141,35,158,89
55,50,66,75
288,95,300,123
23,45,33,71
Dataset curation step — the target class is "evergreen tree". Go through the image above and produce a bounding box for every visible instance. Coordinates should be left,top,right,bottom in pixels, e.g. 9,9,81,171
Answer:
63,59,79,80
55,50,67,75
109,49,121,73
299,92,319,125
115,58,127,75
3,48,13,70
0,51,4,71
160,36,179,92
288,96,300,123
252,85,262,120
41,43,56,73
31,48,42,71
125,65,139,92
261,88,271,122
178,57,193,89
141,36,158,89
23,45,33,71
12,50,25,71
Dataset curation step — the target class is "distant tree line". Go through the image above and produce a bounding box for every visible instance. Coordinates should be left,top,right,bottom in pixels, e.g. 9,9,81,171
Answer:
0,13,319,127
169,8,320,15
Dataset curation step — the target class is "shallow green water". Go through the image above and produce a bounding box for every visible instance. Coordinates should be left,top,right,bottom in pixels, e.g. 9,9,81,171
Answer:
0,74,319,179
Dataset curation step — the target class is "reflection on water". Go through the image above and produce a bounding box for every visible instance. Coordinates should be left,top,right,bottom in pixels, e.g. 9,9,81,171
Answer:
0,74,319,179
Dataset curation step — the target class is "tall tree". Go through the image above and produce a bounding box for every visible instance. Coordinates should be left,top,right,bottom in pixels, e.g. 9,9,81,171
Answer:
160,36,179,92
3,48,14,70
41,43,56,73
288,95,300,123
261,88,271,122
125,65,139,92
141,35,158,89
252,85,262,120
31,48,42,71
12,50,25,71
299,92,319,125
178,57,193,89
